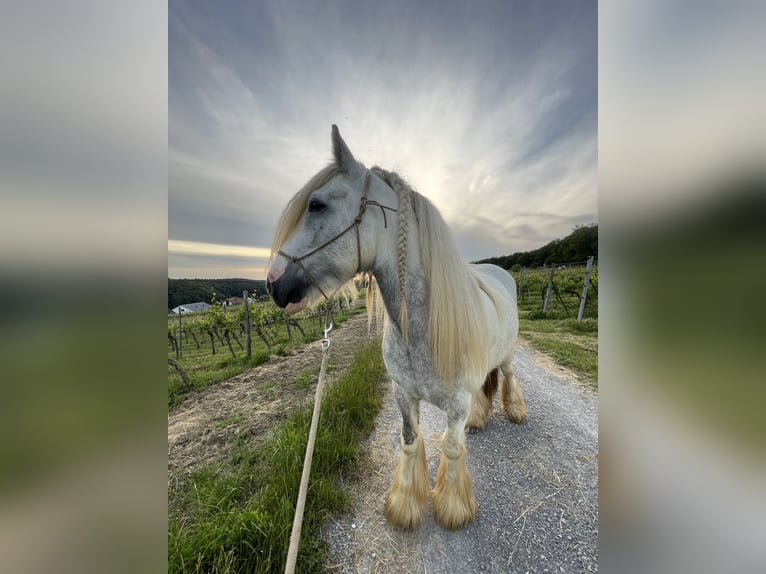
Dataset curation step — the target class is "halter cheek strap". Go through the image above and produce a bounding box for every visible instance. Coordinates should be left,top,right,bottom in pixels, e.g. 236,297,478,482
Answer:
277,170,397,301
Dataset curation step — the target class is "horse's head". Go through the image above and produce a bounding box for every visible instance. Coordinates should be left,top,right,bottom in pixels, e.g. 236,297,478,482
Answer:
266,125,396,314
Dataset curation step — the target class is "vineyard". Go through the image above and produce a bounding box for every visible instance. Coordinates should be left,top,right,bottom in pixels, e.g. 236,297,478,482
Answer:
509,260,599,388
510,259,598,320
167,294,362,406
167,261,598,406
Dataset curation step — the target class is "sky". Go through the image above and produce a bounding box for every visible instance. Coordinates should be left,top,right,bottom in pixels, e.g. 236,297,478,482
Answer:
169,0,597,280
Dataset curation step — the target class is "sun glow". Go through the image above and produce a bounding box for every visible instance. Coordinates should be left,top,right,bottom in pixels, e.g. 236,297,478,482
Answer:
167,240,272,259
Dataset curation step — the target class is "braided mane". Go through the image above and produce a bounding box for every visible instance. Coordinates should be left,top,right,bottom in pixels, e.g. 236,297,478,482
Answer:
370,167,411,341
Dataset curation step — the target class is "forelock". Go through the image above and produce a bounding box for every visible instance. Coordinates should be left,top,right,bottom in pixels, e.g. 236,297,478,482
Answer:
270,164,341,255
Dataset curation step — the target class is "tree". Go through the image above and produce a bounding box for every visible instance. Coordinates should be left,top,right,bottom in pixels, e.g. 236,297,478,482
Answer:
473,223,598,270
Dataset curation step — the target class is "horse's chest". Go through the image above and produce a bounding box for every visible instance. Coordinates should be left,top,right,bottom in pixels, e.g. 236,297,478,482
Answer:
382,334,449,406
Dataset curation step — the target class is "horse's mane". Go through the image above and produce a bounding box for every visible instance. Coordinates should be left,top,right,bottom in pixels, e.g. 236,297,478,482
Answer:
370,167,489,386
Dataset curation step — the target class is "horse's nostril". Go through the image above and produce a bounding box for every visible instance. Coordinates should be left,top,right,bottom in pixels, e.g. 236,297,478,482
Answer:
286,287,302,304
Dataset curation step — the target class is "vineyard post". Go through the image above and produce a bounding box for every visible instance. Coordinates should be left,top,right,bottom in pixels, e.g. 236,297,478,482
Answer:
243,290,251,359
284,310,292,341
577,256,595,322
177,306,182,359
543,265,554,314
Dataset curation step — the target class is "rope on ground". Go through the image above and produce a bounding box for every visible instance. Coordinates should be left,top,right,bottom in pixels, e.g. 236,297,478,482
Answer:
284,305,334,574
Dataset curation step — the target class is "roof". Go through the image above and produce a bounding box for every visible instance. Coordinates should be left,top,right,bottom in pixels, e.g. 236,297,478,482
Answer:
171,302,211,313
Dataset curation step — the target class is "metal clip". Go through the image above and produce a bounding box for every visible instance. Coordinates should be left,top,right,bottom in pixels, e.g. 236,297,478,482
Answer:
322,320,333,350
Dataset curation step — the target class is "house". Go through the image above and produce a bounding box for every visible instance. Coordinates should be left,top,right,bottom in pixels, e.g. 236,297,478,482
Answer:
171,302,211,314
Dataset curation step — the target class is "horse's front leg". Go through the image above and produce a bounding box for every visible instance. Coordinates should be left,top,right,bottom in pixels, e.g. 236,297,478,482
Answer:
384,382,430,529
433,390,477,530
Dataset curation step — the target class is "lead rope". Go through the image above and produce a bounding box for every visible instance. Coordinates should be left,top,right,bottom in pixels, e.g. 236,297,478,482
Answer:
280,171,397,572
284,303,334,574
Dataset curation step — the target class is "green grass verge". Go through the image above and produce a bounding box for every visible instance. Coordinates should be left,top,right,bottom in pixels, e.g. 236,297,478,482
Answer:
519,317,598,388
168,337,386,574
512,268,598,388
515,281,598,389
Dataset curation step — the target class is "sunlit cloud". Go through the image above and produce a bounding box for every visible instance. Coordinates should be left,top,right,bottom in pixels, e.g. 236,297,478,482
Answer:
168,240,271,259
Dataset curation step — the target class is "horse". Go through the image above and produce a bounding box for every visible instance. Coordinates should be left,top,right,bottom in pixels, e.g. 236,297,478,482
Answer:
266,125,527,530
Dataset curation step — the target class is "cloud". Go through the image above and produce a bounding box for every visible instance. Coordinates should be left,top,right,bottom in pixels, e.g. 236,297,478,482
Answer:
168,247,272,280
168,240,271,259
169,0,597,278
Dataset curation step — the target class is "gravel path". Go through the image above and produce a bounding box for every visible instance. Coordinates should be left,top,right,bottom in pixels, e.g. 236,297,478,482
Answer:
322,342,598,573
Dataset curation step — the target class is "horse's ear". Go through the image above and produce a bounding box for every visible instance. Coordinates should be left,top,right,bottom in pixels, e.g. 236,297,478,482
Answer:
331,124,361,176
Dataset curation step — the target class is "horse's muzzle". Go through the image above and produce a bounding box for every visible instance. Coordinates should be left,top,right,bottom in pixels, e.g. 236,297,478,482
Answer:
267,264,310,310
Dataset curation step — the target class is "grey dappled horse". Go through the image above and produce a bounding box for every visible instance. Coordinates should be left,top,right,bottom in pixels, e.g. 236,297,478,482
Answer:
267,126,526,530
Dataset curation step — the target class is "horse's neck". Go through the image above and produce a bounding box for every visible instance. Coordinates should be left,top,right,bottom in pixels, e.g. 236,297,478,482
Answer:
371,236,428,340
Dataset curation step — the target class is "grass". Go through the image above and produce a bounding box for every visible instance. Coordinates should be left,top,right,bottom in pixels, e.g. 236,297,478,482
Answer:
214,414,247,430
293,370,314,390
519,318,598,389
168,337,387,574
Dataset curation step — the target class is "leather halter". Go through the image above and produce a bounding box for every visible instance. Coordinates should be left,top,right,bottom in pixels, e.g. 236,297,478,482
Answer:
277,170,397,301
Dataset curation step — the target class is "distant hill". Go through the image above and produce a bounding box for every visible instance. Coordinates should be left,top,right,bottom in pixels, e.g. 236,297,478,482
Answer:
168,278,268,310
474,223,597,269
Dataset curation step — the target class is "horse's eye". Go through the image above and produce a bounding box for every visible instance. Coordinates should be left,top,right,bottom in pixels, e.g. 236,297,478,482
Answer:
308,199,325,213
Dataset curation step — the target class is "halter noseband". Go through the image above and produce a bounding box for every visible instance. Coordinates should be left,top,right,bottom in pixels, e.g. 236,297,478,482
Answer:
276,170,397,301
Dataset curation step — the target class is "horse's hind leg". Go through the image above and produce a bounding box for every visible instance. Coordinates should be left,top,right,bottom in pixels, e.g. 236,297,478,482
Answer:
433,390,477,530
385,383,430,529
500,354,527,424
465,367,499,431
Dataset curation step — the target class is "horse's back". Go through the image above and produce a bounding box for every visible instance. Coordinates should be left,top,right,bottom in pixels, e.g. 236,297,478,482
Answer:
470,263,517,305
469,263,519,365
